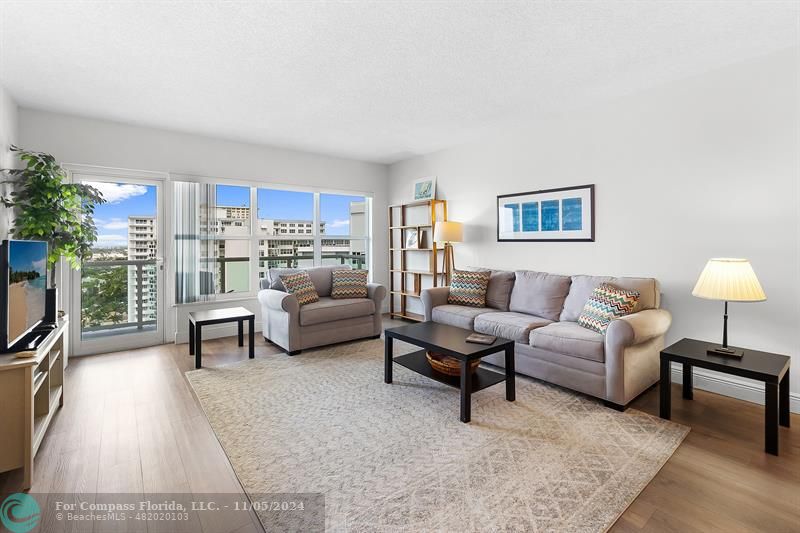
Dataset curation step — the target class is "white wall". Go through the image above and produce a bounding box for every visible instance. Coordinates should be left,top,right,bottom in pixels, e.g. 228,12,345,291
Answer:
18,109,390,346
389,49,800,407
0,84,19,237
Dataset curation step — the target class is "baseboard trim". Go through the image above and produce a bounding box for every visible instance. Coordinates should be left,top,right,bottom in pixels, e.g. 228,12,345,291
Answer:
671,363,799,414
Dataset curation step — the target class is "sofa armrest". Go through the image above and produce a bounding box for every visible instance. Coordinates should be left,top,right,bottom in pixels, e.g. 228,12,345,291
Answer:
257,288,299,315
421,286,450,321
604,308,671,406
606,309,672,350
367,283,387,308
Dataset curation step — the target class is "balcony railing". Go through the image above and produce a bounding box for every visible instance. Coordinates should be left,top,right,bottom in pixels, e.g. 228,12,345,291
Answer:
260,254,367,270
81,254,369,331
202,254,368,294
80,259,157,338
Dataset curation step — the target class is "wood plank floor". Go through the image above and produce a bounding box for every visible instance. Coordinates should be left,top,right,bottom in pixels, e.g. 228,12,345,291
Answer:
1,317,797,532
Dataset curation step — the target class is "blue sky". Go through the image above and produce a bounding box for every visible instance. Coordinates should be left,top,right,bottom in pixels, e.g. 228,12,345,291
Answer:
216,185,250,207
89,182,156,248
320,193,363,234
257,188,312,219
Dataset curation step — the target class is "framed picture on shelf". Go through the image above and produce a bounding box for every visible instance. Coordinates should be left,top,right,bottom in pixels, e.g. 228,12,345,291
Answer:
404,228,420,249
497,184,595,242
412,176,436,201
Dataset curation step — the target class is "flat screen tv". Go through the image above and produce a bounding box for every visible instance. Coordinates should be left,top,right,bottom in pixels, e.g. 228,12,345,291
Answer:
0,239,48,352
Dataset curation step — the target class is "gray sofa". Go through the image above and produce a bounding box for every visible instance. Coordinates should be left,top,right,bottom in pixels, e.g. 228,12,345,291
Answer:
257,265,386,355
421,270,672,410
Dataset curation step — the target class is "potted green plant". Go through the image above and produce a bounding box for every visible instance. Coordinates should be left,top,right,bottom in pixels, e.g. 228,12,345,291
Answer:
1,145,106,322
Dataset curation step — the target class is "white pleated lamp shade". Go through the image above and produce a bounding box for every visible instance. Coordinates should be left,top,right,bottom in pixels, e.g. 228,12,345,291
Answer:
692,258,766,302
433,221,463,243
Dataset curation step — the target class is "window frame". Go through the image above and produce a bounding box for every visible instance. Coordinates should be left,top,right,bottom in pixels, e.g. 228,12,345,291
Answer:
208,184,254,297
171,174,373,303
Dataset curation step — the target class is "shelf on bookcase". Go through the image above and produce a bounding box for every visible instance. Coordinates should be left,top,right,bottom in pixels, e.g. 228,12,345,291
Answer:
389,224,433,229
390,290,421,298
390,311,424,322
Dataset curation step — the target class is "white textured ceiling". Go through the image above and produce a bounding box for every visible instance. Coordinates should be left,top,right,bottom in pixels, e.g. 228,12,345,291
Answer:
1,1,797,163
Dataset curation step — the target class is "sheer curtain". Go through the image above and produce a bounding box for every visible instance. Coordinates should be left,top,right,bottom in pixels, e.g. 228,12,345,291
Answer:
174,181,216,303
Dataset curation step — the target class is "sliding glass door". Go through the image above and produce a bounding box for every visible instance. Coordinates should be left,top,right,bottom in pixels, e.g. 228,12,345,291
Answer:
71,173,165,355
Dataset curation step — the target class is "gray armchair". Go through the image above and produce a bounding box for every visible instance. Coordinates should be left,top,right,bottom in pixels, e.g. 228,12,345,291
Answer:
257,265,386,355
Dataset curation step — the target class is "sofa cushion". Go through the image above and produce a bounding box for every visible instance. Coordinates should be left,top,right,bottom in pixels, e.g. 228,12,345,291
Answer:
474,312,552,343
530,322,605,363
578,283,640,334
560,275,659,322
508,270,572,321
330,269,369,299
484,270,516,311
448,270,491,307
432,305,496,330
299,297,375,326
467,268,516,311
280,271,320,306
268,265,350,296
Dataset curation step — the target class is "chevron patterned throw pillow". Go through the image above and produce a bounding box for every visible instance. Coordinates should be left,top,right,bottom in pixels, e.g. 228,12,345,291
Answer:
577,283,640,334
331,269,369,299
280,271,320,306
447,270,491,307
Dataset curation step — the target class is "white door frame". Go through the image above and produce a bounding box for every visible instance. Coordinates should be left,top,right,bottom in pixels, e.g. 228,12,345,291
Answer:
67,165,168,356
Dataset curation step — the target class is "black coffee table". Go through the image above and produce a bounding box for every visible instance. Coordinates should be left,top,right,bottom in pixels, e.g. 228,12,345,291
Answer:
660,338,791,455
189,306,255,369
384,321,515,423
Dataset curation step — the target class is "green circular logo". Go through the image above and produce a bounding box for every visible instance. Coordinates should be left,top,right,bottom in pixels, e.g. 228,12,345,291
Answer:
1,493,40,533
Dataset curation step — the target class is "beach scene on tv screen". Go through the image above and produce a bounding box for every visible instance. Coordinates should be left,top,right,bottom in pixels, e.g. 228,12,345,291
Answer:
8,241,47,342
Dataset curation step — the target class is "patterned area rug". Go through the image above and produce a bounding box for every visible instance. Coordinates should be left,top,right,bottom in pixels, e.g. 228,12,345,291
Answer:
186,338,688,532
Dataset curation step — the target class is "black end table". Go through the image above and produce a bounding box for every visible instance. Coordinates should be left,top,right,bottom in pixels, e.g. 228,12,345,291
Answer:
659,338,791,455
189,307,255,369
384,321,515,423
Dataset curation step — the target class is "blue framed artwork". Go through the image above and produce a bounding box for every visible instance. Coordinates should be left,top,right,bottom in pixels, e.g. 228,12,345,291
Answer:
497,184,594,241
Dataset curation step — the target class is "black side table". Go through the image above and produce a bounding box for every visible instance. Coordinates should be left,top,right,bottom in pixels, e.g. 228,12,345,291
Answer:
659,338,791,455
189,307,255,369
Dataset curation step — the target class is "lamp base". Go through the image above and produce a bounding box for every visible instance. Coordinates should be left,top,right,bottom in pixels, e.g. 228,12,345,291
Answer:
707,345,744,358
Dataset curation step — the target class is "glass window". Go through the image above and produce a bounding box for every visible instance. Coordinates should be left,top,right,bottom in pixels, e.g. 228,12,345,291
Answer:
256,188,316,278
215,185,251,235
319,193,369,270
320,193,368,237
81,181,159,337
175,184,371,303
257,189,314,236
210,184,251,294
214,239,250,294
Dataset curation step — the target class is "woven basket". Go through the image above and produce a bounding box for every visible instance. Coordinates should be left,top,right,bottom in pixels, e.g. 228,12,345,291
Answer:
426,351,480,377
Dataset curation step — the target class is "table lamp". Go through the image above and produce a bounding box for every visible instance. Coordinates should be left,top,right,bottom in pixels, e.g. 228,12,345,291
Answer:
433,221,463,285
692,258,766,357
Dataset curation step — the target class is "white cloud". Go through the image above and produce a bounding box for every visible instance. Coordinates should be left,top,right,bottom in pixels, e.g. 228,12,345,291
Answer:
96,234,128,247
32,258,47,273
327,219,350,228
102,218,129,230
87,182,148,204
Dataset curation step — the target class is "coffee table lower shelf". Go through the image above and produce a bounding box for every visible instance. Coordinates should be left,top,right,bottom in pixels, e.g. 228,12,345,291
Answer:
393,350,506,393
